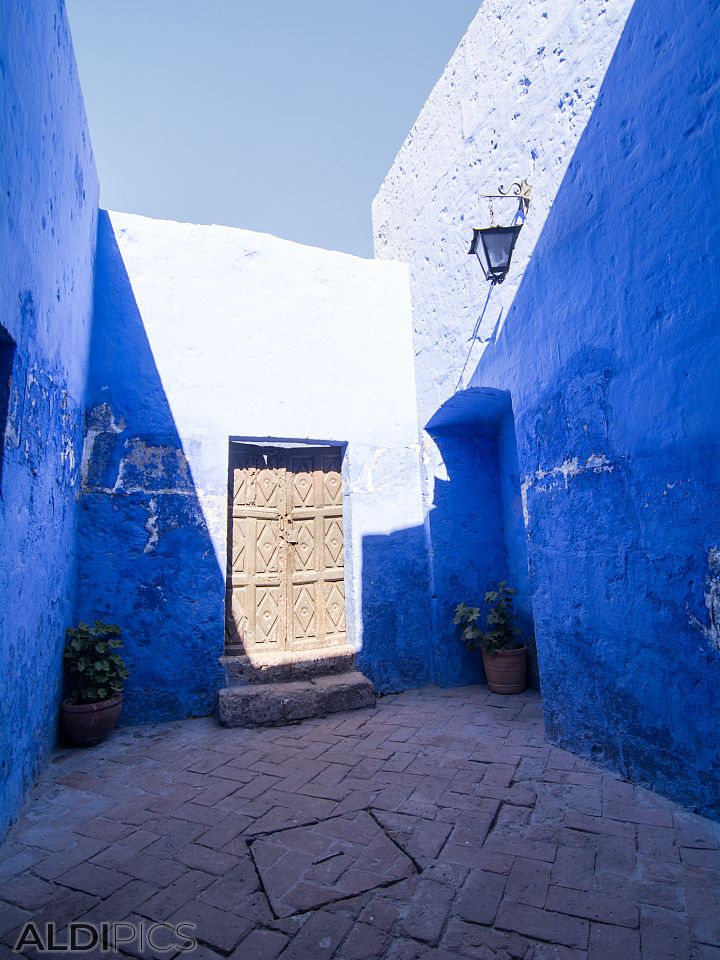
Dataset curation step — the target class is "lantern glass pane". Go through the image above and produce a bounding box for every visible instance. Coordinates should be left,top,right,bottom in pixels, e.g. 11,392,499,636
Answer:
481,227,518,273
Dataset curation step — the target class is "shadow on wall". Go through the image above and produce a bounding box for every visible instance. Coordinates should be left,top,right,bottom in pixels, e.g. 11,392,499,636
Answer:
460,0,720,815
359,387,537,694
74,212,224,724
426,388,538,688
358,525,434,693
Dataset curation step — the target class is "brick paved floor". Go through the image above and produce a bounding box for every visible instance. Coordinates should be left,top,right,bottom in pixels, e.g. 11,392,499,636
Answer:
1,686,719,959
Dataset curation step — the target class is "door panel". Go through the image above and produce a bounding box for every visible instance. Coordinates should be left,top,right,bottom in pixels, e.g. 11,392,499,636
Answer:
226,444,346,657
286,449,345,652
225,446,287,655
324,581,346,637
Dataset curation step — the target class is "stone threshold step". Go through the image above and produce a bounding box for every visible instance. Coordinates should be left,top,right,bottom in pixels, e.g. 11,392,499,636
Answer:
221,644,357,686
218,670,375,728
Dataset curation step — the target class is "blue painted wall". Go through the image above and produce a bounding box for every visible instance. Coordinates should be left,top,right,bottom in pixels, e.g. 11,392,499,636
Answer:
358,386,538,695
463,0,720,815
426,429,506,687
0,2,99,837
375,0,720,816
497,410,537,685
74,213,224,725
421,390,538,690
3,0,717,837
72,210,425,720
358,526,434,693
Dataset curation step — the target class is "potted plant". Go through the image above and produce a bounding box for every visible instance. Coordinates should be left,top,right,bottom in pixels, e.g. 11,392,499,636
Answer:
60,621,129,746
454,582,527,694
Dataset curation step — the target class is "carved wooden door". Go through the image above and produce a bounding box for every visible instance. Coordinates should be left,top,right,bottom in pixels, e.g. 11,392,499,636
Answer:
286,448,346,651
225,445,287,656
225,445,345,656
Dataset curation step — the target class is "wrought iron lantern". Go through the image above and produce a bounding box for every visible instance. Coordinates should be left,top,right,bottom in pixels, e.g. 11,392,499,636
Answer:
468,225,522,285
468,180,531,285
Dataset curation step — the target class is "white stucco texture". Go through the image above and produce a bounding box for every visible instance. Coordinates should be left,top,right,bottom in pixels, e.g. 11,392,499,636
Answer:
373,0,635,426
104,210,425,650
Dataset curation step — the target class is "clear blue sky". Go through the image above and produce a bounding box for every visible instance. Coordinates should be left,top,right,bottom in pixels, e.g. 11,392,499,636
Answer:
66,1,479,258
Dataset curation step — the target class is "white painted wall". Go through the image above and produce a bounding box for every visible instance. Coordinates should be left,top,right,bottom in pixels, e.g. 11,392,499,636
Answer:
373,0,635,428
106,211,424,652
371,0,636,680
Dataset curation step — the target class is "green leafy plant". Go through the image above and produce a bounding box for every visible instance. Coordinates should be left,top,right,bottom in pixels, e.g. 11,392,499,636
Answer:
63,621,129,705
454,582,523,655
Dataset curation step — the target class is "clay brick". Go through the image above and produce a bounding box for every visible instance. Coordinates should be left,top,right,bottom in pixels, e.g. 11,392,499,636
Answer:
114,852,188,887
505,856,552,907
605,801,674,828
594,873,682,911
167,802,228,827
81,879,158,923
32,837,108,880
673,812,720,849
56,861,130,898
0,902,30,940
455,868,507,924
90,828,159,868
400,881,454,943
168,900,254,953
197,815,252,850
637,824,681,861
0,874,57,910
22,888,100,939
588,921,641,960
1,687,717,960
681,847,720,869
175,843,239,876
640,905,691,960
495,899,590,949
442,915,536,958
338,921,389,959
684,883,720,947
359,895,400,930
552,843,595,890
73,817,137,842
484,837,557,863
230,928,288,960
0,846,46,882
405,819,453,860
595,834,636,876
280,910,353,959
546,884,639,927
565,811,636,839
138,870,214,922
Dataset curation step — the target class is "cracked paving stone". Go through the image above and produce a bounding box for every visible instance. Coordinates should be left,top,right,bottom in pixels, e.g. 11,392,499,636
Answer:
250,810,417,918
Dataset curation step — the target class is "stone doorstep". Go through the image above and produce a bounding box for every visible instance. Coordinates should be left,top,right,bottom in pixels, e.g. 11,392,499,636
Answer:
221,645,358,685
217,670,375,728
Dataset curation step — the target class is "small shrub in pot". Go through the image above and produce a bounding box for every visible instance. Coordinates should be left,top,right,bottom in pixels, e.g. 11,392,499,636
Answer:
454,582,527,694
60,621,129,745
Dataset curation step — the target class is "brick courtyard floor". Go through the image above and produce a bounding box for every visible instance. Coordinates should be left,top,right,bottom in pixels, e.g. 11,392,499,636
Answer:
1,686,719,960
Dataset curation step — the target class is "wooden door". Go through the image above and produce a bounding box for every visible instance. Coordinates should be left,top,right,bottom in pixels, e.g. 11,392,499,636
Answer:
286,448,346,652
225,444,346,657
225,445,287,656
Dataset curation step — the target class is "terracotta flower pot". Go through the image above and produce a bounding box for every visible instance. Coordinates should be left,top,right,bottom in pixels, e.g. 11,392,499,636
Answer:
60,694,123,746
481,646,527,695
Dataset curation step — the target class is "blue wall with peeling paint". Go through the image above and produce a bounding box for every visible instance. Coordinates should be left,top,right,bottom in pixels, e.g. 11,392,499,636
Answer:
470,0,720,817
376,0,720,816
73,209,425,720
3,0,719,838
74,213,224,725
0,2,99,837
